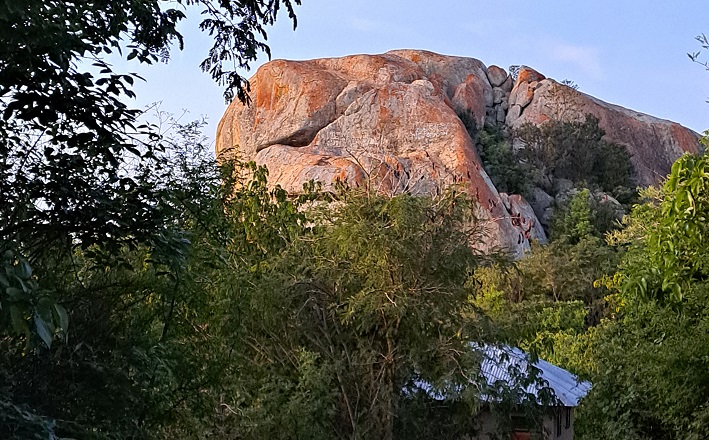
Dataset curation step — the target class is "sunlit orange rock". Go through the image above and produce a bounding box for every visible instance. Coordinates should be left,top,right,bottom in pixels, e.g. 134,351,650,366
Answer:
217,50,700,256
507,68,700,186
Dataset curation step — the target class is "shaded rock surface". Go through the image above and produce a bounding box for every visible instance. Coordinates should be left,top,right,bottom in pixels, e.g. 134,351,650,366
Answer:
217,50,700,256
529,188,555,228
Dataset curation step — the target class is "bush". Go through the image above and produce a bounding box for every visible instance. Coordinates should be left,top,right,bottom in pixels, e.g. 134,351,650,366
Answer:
550,189,622,243
476,126,534,197
457,112,534,197
458,113,636,204
514,116,636,196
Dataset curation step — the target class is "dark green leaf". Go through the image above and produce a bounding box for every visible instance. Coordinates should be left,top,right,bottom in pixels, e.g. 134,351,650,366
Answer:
34,314,53,349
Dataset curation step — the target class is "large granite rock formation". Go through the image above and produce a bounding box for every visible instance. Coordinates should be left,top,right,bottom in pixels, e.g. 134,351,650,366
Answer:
217,50,700,257
506,66,701,186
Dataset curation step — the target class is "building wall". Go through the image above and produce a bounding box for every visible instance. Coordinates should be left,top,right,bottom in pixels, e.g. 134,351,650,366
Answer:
474,407,575,440
542,407,574,440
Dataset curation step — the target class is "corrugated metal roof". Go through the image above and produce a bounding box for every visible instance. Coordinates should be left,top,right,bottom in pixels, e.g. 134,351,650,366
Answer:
413,344,591,407
479,344,591,407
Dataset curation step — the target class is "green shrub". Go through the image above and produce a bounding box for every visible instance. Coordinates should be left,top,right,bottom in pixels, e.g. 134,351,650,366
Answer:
457,112,636,203
457,112,534,197
514,116,636,196
550,189,622,243
477,126,534,197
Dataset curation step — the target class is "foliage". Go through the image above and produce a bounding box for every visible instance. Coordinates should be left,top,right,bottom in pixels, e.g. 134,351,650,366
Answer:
0,248,69,352
480,295,599,383
509,65,520,82
550,188,622,243
0,0,304,362
461,116,636,211
514,116,636,197
577,154,709,440
217,188,550,440
472,235,615,372
476,125,534,197
688,33,709,72
223,189,486,439
472,186,622,383
560,79,579,90
612,154,709,303
476,187,620,309
0,3,589,439
0,102,337,438
0,0,301,278
578,301,709,440
551,189,594,242
478,237,616,306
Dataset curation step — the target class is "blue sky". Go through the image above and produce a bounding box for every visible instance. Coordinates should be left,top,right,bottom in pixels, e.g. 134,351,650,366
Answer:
112,0,709,143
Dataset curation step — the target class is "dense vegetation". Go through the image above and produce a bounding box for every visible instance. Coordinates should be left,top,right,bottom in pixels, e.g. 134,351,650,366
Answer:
0,125,554,438
472,116,636,203
468,115,709,440
4,108,709,439
514,116,635,197
3,2,709,439
475,151,709,440
0,0,302,369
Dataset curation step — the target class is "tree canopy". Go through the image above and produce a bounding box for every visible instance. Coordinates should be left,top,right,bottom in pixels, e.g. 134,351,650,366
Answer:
0,0,300,254
576,153,709,440
0,0,303,366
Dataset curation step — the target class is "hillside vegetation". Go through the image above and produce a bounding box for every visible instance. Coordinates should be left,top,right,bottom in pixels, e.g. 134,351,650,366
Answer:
2,113,709,439
2,2,709,438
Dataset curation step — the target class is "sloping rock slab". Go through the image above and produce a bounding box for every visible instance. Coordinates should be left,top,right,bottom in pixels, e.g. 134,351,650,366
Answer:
217,51,546,257
507,67,701,187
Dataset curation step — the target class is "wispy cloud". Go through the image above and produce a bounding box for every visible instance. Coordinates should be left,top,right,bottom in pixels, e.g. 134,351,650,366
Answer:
348,17,411,38
546,42,604,79
350,18,379,33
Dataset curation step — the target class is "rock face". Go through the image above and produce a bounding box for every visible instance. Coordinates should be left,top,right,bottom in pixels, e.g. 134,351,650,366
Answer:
217,50,700,256
506,67,701,186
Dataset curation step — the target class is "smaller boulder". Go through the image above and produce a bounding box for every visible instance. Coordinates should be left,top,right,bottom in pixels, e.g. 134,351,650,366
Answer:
493,87,506,104
506,104,522,124
496,106,506,124
530,187,554,221
516,66,546,85
595,191,625,221
499,193,548,248
487,65,508,88
512,81,535,109
501,75,514,94
552,178,574,196
536,174,554,193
